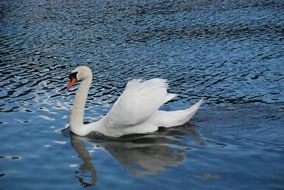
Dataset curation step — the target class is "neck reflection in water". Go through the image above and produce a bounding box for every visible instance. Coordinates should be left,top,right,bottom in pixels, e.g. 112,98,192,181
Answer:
68,124,204,186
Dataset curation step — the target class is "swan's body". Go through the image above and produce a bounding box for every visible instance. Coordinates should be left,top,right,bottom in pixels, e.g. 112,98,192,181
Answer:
68,66,203,137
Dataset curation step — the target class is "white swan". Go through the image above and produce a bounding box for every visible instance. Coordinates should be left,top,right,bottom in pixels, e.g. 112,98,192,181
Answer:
67,66,203,137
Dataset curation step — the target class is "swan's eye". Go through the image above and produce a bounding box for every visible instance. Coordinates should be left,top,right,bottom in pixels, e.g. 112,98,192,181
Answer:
69,72,78,80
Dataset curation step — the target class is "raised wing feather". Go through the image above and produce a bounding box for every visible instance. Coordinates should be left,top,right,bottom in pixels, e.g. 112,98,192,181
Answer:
104,79,169,128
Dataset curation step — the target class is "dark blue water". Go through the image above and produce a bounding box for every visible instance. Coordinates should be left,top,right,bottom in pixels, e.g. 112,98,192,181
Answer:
1,0,284,189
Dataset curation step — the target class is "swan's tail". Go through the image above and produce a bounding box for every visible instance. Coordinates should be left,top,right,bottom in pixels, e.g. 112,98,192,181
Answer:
184,98,203,120
154,99,203,128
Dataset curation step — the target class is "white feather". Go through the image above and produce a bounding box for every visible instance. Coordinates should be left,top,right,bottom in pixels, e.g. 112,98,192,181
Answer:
104,79,168,127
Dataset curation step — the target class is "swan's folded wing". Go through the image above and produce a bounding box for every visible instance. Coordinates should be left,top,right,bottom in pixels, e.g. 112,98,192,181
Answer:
104,79,169,128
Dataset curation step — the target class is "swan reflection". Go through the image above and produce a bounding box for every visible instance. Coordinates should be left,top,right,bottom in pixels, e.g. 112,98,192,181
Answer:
70,135,97,187
69,125,204,186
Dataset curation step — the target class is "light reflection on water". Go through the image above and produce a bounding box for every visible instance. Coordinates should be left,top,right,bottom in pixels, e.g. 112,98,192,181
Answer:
0,0,284,189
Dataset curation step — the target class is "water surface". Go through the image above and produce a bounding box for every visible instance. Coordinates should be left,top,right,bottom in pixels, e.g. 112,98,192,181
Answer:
0,0,284,189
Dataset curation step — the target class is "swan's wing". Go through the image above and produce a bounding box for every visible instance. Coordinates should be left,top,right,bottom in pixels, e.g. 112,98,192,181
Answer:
104,79,172,128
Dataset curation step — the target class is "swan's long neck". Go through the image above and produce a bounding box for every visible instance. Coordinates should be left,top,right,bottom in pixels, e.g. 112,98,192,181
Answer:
71,77,91,125
70,76,96,136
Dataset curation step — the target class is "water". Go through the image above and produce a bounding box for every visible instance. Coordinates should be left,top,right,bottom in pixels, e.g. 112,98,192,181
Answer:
0,0,283,189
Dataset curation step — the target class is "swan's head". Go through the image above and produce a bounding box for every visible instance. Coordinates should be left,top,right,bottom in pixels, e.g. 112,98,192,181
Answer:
67,66,92,89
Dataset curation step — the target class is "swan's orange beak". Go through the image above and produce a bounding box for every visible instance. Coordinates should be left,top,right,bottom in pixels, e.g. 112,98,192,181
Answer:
67,78,77,90
67,72,78,90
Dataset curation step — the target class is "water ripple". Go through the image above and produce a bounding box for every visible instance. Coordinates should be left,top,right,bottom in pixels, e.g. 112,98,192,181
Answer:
1,1,283,113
